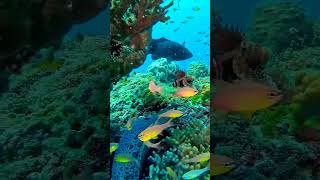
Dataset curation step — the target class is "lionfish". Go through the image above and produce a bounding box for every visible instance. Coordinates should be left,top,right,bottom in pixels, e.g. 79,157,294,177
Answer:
212,24,270,81
173,70,193,87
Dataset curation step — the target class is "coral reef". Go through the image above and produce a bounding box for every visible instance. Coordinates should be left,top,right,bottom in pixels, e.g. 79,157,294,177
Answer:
213,1,320,179
147,58,178,83
110,0,173,50
110,59,210,179
0,36,108,179
111,116,157,180
188,61,209,79
246,0,315,53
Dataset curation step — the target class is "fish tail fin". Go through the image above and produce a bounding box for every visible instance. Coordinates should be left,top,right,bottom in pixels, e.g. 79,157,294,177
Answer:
166,118,174,128
157,86,163,95
155,141,164,150
155,116,161,125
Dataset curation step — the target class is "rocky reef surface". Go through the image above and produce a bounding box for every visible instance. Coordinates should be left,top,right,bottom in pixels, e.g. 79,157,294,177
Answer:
0,36,109,179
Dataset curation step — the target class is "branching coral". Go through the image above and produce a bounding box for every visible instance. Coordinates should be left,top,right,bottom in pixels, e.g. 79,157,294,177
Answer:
111,0,173,50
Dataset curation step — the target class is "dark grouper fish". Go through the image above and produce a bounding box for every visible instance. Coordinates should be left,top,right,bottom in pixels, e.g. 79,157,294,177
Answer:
147,37,193,61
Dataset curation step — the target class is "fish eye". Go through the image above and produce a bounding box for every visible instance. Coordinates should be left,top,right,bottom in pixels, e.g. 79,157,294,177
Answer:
224,162,234,167
267,90,280,97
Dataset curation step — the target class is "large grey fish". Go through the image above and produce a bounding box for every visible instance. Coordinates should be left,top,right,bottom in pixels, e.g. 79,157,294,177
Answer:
147,37,193,61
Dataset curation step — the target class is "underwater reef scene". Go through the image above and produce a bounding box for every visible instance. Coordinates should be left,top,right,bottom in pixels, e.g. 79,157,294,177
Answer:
212,0,320,179
0,0,110,179
0,36,109,179
110,0,211,179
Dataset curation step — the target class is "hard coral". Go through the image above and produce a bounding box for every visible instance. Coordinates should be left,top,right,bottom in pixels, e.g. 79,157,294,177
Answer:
111,0,173,50
147,58,178,83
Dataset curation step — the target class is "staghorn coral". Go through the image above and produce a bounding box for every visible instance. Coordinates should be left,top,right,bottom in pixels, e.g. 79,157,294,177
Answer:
111,0,173,50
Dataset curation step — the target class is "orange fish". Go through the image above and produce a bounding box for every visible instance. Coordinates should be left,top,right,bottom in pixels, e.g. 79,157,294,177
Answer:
212,80,282,117
138,119,174,142
174,87,198,98
143,140,164,149
183,152,210,163
149,80,163,95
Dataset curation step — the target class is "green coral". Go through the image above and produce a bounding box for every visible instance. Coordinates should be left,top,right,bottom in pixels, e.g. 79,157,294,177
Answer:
0,36,108,179
188,61,209,79
147,58,178,83
111,59,210,179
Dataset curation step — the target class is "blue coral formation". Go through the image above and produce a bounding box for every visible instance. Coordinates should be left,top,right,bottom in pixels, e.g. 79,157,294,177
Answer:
111,116,157,179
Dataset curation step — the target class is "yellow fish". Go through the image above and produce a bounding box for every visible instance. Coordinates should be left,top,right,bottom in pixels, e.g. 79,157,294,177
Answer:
166,166,178,180
110,143,118,154
211,154,235,176
174,87,198,98
182,166,209,179
183,152,210,163
114,153,138,164
138,119,174,142
156,109,183,123
126,115,138,130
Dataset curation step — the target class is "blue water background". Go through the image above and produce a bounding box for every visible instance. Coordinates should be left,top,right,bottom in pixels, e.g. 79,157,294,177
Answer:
133,0,210,73
214,0,320,27
64,9,108,39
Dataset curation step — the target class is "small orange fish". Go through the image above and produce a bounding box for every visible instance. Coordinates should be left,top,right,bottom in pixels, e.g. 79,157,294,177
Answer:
174,87,198,98
143,140,164,149
138,119,174,142
183,152,210,163
213,80,282,117
149,80,163,95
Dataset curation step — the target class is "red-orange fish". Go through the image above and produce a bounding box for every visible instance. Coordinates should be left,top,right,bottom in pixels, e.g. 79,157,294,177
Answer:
149,80,163,95
174,87,198,98
212,80,282,117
